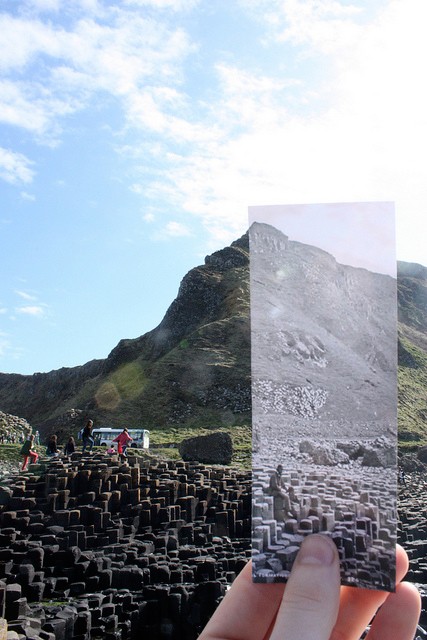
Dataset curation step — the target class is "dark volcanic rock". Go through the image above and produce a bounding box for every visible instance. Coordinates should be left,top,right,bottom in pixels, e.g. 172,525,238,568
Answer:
416,446,427,463
0,454,252,640
400,452,427,473
179,432,233,464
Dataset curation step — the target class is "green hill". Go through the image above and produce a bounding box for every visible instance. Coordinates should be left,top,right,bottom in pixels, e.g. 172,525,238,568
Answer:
0,236,426,458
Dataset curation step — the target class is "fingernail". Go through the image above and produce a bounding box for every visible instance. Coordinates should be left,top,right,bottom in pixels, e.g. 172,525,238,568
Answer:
297,535,336,566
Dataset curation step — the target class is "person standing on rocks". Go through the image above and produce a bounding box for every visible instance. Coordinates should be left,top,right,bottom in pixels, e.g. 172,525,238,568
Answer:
82,420,94,454
113,428,133,457
20,435,38,470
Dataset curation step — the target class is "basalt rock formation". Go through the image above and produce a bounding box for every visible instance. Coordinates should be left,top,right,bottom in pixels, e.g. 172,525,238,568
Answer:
0,453,251,640
0,235,250,438
0,229,426,452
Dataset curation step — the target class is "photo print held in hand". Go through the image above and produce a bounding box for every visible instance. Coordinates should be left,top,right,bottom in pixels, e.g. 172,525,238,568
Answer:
249,202,397,591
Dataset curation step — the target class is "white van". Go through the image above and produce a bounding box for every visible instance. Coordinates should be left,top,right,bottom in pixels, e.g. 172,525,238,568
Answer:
92,427,149,449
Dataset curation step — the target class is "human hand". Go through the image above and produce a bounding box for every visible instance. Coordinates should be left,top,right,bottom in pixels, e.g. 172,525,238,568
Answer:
199,534,421,640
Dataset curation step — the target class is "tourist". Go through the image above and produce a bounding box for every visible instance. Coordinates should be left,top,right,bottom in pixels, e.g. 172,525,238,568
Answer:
46,434,60,457
199,536,421,640
81,420,94,453
34,430,40,445
269,464,288,496
113,428,133,457
20,435,39,470
64,436,76,458
268,464,298,520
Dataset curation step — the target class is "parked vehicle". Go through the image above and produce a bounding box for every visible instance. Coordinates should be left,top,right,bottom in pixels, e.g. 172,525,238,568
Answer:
92,427,149,449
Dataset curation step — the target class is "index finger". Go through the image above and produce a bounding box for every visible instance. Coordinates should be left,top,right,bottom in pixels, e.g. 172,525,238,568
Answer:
198,561,285,640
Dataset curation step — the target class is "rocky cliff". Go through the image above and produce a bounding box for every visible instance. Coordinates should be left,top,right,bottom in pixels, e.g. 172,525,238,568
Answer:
0,229,426,449
250,222,397,439
0,234,251,436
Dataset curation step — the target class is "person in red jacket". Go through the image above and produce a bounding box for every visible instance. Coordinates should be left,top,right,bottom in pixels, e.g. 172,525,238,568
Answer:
112,428,133,456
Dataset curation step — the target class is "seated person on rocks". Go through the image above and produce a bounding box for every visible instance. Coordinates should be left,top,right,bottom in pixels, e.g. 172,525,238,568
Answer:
269,464,299,520
64,436,75,458
46,434,60,457
20,435,38,470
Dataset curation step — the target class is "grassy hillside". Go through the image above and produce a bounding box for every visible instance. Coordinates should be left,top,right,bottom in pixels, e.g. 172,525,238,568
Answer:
397,262,427,451
398,332,427,450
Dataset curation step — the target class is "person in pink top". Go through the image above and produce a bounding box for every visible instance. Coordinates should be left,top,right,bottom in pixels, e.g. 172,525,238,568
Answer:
112,428,133,456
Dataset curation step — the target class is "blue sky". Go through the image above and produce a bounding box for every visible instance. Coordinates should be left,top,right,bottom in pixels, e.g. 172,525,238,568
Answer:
1,0,426,375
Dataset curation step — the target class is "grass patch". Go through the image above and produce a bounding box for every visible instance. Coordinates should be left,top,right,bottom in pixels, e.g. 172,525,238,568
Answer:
0,425,252,470
147,423,251,469
398,334,427,445
0,444,22,464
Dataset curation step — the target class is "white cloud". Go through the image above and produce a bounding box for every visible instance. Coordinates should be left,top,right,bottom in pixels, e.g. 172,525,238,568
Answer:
2,0,426,266
0,3,197,199
164,221,192,237
0,79,77,141
15,290,37,301
24,0,61,11
0,147,35,185
130,183,143,194
149,219,193,241
0,334,10,357
124,0,199,9
243,0,365,52
0,9,193,134
16,305,47,317
0,330,25,363
20,191,36,201
141,0,427,263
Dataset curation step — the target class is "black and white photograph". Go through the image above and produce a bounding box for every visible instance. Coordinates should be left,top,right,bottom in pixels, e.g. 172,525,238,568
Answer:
250,202,398,591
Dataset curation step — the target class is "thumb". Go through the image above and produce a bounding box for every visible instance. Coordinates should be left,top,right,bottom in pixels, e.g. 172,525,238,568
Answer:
269,534,340,640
